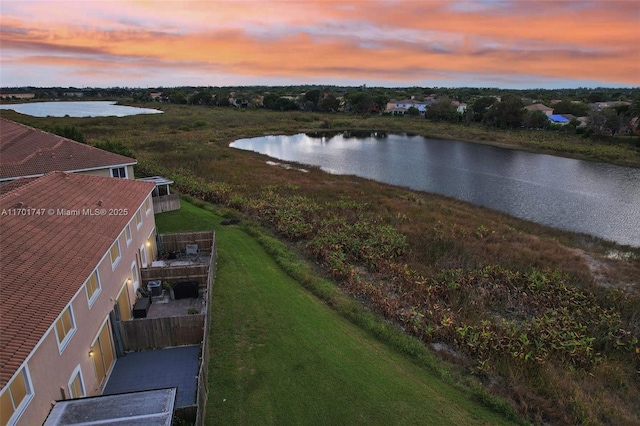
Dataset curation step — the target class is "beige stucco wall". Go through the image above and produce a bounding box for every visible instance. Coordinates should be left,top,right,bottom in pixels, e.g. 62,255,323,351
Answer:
80,165,135,179
14,194,156,426
79,168,112,178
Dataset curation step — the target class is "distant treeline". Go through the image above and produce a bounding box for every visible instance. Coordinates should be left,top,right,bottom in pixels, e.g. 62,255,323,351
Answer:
3,85,639,137
2,85,639,106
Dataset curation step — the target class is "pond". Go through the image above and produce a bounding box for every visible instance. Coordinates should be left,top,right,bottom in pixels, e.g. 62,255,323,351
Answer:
231,132,640,247
0,101,163,117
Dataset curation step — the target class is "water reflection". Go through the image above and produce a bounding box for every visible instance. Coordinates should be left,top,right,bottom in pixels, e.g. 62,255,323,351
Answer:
0,101,162,117
231,133,640,247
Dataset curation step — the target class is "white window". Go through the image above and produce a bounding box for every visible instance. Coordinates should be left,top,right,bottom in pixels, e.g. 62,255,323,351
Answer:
131,262,140,292
135,210,143,230
125,224,132,246
68,366,85,399
140,244,147,268
111,167,126,178
144,197,152,216
110,240,121,269
55,306,76,353
85,270,101,307
0,367,34,426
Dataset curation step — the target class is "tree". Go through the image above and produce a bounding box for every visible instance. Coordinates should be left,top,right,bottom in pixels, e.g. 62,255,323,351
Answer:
586,109,607,135
587,92,607,103
602,107,621,136
345,91,374,114
263,93,280,110
188,90,212,106
214,91,230,107
424,97,458,121
492,94,525,128
133,90,152,103
523,110,549,130
318,93,340,112
303,89,321,110
264,94,298,111
470,96,497,122
165,89,187,104
552,100,589,117
372,94,390,113
406,106,420,116
630,96,640,119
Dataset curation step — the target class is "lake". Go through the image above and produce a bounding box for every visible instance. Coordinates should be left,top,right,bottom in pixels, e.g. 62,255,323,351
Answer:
0,101,163,117
231,132,640,247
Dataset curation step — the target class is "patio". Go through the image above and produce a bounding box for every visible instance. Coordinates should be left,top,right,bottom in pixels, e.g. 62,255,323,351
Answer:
103,345,200,408
147,294,205,318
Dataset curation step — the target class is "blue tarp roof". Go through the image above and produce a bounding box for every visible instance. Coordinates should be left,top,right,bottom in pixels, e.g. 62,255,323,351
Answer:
548,114,569,123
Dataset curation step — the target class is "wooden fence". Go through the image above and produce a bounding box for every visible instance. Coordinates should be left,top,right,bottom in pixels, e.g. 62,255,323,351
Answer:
118,314,205,352
158,231,214,254
152,194,181,213
194,238,217,426
140,231,215,289
140,264,209,289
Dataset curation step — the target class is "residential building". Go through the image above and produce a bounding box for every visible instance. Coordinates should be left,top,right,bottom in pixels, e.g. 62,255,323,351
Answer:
590,100,632,110
385,99,434,115
0,172,157,426
0,118,136,183
524,103,554,116
451,100,467,114
0,94,35,100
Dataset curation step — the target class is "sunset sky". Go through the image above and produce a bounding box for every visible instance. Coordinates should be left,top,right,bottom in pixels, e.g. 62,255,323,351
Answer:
1,0,639,89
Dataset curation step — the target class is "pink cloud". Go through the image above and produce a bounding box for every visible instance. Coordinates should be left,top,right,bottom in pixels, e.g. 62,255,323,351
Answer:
1,0,638,87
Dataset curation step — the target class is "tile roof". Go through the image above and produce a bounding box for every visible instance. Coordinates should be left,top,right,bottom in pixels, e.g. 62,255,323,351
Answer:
0,172,154,386
0,118,136,181
0,177,38,195
524,103,554,112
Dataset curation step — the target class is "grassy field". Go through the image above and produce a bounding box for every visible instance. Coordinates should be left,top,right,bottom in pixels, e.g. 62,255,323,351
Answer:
3,105,639,424
155,200,518,425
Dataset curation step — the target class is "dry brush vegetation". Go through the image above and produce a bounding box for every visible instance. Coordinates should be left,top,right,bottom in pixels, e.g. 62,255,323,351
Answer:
4,105,640,424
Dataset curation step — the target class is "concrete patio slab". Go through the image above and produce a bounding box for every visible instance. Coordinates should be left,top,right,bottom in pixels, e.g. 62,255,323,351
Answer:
103,345,200,407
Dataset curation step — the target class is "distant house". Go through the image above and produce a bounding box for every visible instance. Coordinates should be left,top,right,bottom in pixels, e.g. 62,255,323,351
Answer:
0,93,35,100
525,103,554,116
385,99,434,115
0,172,157,426
451,101,467,114
590,101,631,110
0,118,136,183
63,92,84,98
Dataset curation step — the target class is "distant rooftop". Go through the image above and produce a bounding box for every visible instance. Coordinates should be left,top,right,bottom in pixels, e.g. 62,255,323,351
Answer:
0,117,136,181
548,114,570,123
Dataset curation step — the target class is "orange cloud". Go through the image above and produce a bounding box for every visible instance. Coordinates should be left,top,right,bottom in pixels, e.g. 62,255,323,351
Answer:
1,0,638,87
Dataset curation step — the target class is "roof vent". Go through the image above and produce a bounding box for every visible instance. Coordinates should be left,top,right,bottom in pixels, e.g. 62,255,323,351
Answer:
97,200,103,206
14,202,24,208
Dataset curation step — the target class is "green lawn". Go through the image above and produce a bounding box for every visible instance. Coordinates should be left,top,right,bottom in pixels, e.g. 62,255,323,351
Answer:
155,200,517,425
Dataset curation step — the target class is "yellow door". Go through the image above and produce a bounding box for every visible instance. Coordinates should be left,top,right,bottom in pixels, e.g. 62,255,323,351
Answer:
91,320,115,385
116,285,131,321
